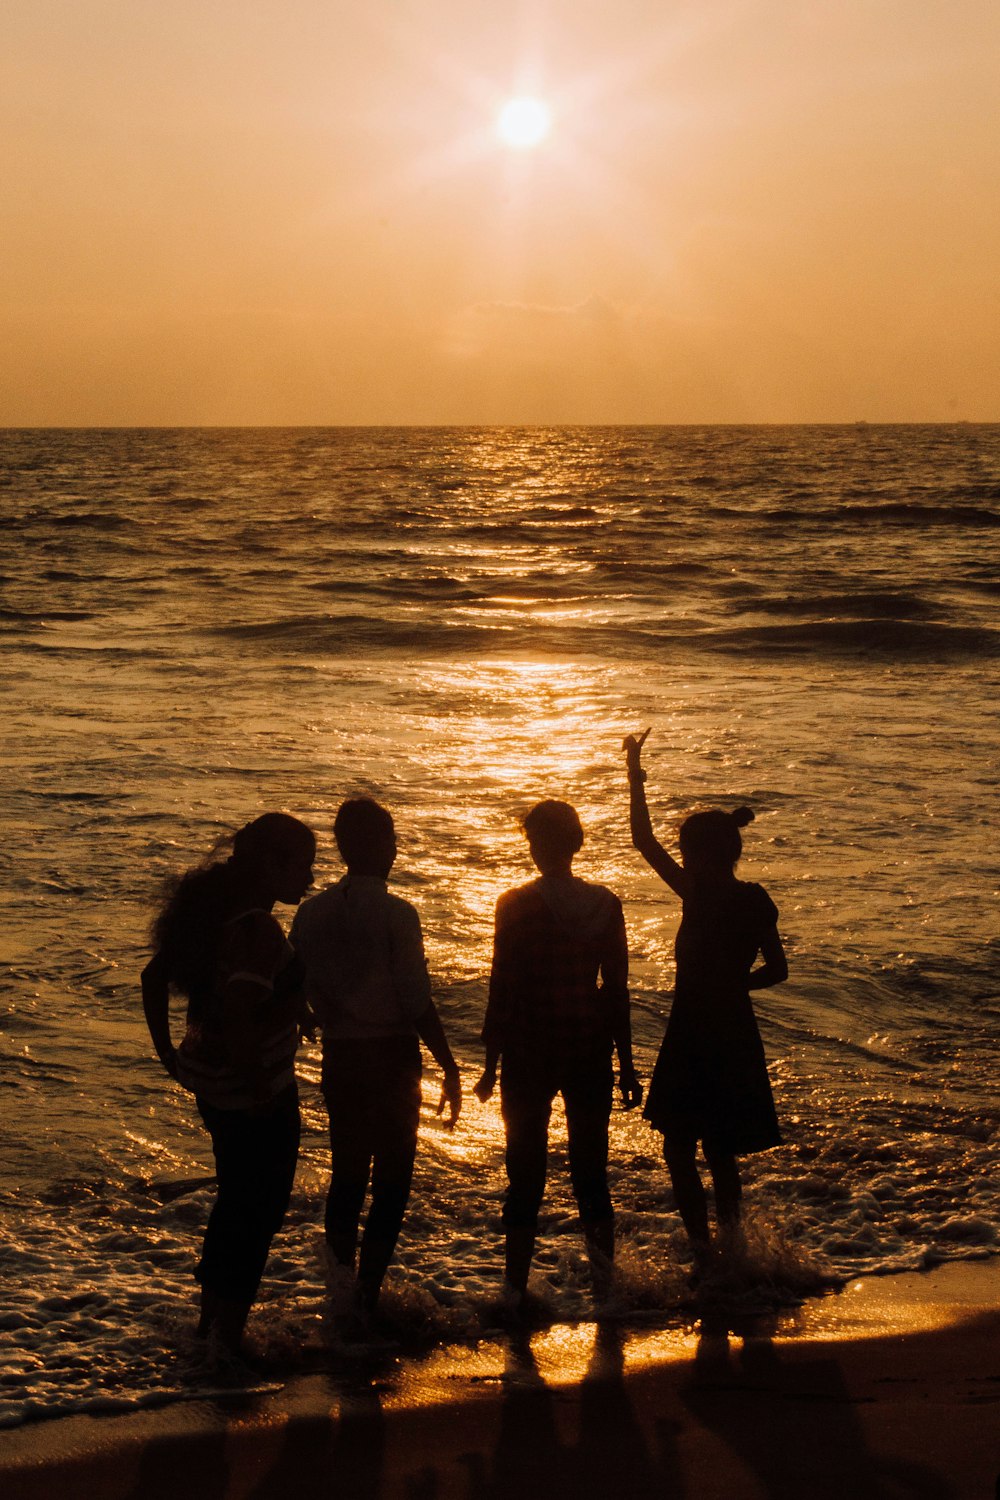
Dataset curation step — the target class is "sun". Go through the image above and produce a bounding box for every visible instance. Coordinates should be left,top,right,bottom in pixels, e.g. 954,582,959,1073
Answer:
496,97,552,150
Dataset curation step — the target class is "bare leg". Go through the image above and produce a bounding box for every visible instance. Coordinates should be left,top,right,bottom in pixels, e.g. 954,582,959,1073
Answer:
705,1148,742,1231
663,1137,711,1266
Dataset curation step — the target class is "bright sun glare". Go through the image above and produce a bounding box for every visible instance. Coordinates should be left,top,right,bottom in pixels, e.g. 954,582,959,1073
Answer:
496,97,552,150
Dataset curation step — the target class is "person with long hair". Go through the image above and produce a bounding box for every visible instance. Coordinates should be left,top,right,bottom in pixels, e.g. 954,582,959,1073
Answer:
141,812,316,1351
623,732,788,1274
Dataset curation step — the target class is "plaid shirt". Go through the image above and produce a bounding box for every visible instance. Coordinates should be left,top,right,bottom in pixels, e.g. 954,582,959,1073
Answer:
482,878,629,1061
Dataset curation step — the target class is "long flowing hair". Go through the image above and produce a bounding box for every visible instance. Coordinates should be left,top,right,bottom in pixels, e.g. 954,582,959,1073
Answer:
150,813,313,1000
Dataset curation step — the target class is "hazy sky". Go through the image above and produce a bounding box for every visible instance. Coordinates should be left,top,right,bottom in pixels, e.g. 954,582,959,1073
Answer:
3,1,998,424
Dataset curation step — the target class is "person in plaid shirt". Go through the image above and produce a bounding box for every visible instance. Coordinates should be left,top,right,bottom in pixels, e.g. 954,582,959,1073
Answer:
475,800,642,1305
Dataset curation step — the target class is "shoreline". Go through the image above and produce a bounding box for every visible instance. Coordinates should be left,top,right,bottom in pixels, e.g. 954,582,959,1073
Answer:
2,1258,998,1499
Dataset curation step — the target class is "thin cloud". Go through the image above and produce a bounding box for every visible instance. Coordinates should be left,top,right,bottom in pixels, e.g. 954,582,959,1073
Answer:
472,294,624,324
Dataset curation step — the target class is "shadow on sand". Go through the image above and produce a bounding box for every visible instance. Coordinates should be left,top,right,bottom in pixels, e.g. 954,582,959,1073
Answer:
12,1303,991,1500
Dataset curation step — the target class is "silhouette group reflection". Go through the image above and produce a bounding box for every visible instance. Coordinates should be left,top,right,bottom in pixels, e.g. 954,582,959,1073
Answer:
115,1301,968,1500
681,1306,948,1500
464,1320,675,1500
124,1370,389,1500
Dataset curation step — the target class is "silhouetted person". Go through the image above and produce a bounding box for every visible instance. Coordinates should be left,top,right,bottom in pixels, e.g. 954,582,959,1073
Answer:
475,800,642,1306
624,730,788,1273
141,812,316,1352
290,798,461,1315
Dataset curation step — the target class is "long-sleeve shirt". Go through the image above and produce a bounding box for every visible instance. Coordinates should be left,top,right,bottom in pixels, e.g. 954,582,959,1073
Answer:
290,874,431,1041
482,875,629,1062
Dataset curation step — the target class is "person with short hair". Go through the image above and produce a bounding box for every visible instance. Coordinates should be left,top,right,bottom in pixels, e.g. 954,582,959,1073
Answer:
475,799,642,1305
291,798,461,1314
624,730,788,1274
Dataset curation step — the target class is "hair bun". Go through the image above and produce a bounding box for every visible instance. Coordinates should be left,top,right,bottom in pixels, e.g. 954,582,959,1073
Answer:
730,806,755,828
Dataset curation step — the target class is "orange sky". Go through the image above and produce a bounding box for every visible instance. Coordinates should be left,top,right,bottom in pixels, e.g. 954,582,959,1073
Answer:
3,1,998,425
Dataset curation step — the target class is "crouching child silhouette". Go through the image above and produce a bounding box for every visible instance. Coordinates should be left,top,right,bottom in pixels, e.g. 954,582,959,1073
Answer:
290,798,461,1316
475,800,642,1307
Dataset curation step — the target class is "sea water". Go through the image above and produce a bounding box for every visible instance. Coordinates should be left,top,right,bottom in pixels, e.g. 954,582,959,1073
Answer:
1,424,998,1425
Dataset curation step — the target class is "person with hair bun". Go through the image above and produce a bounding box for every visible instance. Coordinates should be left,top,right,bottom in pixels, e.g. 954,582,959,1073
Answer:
623,732,787,1274
141,812,316,1352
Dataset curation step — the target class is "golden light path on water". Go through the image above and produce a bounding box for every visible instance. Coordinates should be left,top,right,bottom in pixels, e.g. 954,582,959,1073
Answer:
294,647,686,1285
301,648,695,997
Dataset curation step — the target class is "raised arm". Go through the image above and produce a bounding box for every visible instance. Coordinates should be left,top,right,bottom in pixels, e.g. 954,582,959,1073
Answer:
623,731,689,899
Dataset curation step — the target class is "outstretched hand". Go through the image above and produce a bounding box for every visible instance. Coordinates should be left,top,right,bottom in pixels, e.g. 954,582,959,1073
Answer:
622,727,651,778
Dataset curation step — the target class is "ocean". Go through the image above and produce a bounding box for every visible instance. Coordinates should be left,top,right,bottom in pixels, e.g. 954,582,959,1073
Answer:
1,423,998,1427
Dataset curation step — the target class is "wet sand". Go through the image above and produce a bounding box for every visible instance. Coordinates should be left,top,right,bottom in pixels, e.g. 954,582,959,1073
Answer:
2,1259,998,1500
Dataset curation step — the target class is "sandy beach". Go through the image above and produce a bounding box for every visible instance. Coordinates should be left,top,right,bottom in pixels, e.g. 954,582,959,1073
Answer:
2,1259,997,1500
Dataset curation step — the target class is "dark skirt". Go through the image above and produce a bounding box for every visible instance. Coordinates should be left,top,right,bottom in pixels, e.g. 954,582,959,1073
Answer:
643,1006,781,1156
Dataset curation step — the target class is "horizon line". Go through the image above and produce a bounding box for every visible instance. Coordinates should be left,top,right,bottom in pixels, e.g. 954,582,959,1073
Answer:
2,418,996,433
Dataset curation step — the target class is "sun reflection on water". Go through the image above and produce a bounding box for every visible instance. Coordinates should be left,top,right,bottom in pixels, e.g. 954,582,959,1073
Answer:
301,651,678,1004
